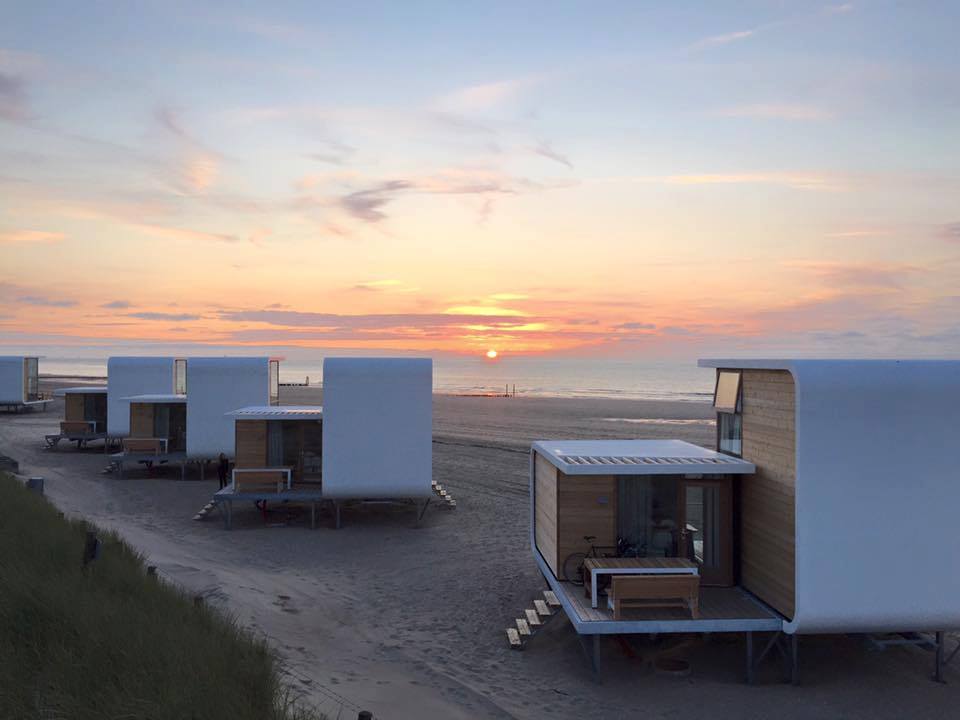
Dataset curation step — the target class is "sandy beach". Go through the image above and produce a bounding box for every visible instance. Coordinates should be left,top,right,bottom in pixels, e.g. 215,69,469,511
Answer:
1,381,957,720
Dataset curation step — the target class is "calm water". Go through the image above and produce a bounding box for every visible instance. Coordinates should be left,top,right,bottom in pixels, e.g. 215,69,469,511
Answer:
19,348,714,402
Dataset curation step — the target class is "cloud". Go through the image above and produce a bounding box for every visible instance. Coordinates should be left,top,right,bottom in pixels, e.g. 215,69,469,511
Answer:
127,221,237,244
690,29,756,50
17,295,77,307
0,229,64,244
788,261,924,289
941,223,960,241
101,300,131,309
716,104,832,121
615,322,656,330
219,309,537,329
824,3,854,15
128,311,201,321
433,78,529,114
664,172,844,191
183,154,219,193
0,72,28,122
353,279,419,293
339,180,413,222
534,141,573,169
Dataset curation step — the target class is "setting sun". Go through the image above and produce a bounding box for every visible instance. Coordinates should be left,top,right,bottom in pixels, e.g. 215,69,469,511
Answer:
486,350,498,359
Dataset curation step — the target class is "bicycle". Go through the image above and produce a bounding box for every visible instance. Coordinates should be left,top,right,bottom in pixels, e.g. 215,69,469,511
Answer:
562,536,638,586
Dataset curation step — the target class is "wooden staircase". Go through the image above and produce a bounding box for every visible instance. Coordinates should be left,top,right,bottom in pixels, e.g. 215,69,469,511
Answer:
431,480,457,509
506,590,562,649
193,500,217,521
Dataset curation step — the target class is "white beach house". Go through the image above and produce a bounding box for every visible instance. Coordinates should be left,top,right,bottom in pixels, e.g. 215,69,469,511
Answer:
0,356,49,411
526,359,960,682
217,357,433,528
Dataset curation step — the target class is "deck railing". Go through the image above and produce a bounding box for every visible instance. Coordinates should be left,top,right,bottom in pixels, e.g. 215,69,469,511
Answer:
232,468,292,493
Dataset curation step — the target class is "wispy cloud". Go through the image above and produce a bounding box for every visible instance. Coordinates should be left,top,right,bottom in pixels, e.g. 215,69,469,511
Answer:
0,229,64,244
339,180,414,223
219,309,536,329
0,72,28,122
534,141,573,169
615,322,656,330
941,222,960,242
101,300,131,309
128,311,201,321
787,260,925,290
353,279,420,293
433,78,530,114
664,172,844,191
17,295,77,307
691,29,757,50
716,104,832,121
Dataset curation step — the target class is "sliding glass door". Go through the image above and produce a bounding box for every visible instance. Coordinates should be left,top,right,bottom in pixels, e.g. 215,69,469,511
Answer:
678,478,733,586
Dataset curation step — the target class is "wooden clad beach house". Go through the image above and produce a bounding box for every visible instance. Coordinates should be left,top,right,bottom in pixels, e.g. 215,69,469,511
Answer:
527,359,960,681
107,357,185,437
114,357,279,478
0,356,50,411
214,358,433,529
47,386,109,449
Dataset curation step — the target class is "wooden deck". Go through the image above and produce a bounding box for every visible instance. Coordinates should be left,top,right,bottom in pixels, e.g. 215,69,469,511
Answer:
551,576,783,634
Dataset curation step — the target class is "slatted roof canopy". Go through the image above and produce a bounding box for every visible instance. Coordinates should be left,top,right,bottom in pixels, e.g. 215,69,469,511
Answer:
533,439,755,475
227,405,323,420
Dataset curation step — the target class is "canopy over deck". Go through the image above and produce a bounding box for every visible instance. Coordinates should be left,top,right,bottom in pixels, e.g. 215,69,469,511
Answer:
532,439,755,475
227,405,322,420
121,393,186,403
56,386,108,396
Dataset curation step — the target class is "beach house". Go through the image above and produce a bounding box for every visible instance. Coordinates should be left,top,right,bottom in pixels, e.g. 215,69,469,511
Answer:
526,359,960,682
47,386,109,449
115,357,279,478
107,357,186,437
214,358,433,528
0,356,50,412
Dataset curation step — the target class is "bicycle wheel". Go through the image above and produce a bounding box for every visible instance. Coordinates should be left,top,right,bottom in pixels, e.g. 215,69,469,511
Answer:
562,552,588,586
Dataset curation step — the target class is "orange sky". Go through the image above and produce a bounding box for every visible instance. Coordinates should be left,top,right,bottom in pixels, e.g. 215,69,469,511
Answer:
2,3,960,359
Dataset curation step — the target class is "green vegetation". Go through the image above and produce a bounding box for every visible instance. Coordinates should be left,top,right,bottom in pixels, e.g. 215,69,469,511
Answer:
0,473,320,720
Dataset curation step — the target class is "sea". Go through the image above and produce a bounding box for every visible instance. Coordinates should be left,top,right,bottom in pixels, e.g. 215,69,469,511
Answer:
16,348,715,403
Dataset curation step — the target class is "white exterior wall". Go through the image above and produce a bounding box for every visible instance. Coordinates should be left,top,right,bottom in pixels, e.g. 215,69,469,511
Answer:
700,359,960,634
321,357,432,499
107,357,176,436
186,357,271,459
0,357,25,404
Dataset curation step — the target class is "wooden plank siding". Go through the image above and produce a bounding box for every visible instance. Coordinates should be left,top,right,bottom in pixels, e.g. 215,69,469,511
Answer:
534,452,559,575
556,473,617,578
129,403,154,438
738,369,796,619
235,420,267,468
65,394,84,422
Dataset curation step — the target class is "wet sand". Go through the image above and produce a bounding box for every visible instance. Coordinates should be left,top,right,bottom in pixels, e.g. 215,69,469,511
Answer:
0,381,957,719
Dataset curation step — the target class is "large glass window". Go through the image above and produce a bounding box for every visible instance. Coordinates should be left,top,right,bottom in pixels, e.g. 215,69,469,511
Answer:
25,357,39,401
713,370,741,413
718,412,742,456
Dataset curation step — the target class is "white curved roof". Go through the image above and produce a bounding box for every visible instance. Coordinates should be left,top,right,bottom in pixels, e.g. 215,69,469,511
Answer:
56,386,108,395
533,439,755,475
121,393,186,403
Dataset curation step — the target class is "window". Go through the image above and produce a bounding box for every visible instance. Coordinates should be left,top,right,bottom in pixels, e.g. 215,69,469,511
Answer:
174,359,187,395
714,370,742,456
269,360,280,405
718,412,742,456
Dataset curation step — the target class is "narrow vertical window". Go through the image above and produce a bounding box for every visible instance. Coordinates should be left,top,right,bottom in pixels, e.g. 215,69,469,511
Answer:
269,360,280,405
174,358,187,395
714,370,742,456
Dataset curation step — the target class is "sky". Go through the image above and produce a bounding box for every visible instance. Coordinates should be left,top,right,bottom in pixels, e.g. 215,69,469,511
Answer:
1,1,959,359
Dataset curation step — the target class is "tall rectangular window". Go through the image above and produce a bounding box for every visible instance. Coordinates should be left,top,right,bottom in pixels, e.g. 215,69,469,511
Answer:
269,360,280,405
718,412,742,456
174,359,187,395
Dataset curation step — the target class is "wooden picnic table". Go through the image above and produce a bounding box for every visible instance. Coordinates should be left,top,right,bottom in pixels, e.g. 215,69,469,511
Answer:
583,557,698,609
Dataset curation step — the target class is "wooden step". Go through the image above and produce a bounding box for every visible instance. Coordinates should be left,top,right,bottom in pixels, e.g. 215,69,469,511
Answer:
516,618,531,636
543,590,561,607
525,609,542,627
534,599,552,617
506,628,521,648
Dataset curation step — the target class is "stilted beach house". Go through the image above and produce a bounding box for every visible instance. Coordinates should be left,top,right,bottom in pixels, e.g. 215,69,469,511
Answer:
115,357,279,477
107,356,186,438
525,359,960,682
215,357,436,528
47,386,109,449
0,356,49,411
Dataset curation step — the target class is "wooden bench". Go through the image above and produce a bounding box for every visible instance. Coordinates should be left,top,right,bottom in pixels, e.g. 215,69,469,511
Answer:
232,468,291,493
60,420,96,435
122,437,167,454
608,574,700,620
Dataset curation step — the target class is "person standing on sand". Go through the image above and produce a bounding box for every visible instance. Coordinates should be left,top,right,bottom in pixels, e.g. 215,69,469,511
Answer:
217,453,229,489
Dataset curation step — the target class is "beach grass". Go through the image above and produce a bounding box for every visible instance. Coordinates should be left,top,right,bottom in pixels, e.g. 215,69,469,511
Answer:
0,473,322,720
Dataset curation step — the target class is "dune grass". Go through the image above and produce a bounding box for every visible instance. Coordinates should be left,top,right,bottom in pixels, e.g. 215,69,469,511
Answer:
0,473,321,720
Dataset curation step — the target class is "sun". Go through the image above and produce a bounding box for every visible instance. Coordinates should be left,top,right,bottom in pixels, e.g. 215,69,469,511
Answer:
485,349,498,359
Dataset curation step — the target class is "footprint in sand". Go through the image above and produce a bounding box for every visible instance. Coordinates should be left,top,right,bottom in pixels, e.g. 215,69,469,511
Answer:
272,595,300,614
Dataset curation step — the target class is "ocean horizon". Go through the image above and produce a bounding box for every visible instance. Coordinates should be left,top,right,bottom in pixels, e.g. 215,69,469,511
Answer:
22,350,715,403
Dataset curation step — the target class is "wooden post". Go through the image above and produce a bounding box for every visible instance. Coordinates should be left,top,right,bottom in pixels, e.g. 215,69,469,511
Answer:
82,531,100,569
27,477,44,494
147,565,157,577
